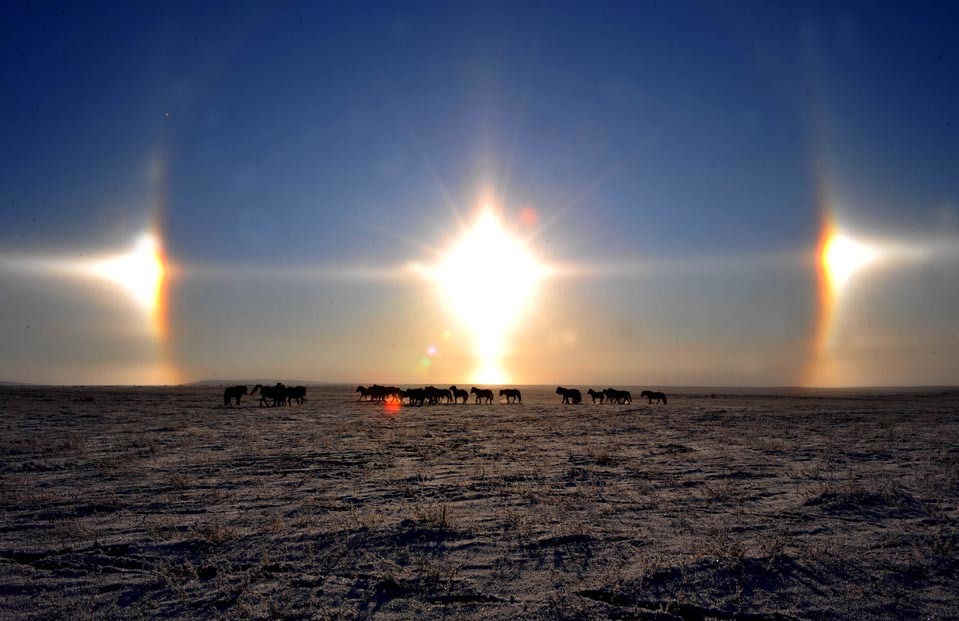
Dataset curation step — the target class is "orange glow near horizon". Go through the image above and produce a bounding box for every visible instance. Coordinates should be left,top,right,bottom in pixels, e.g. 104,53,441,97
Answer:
426,206,547,384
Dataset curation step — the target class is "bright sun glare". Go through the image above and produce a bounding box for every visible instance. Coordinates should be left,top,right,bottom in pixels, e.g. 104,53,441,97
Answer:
88,233,167,312
821,231,879,293
430,208,545,383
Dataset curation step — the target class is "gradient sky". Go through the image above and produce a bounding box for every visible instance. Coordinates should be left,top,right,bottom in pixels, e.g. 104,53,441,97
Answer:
2,1,957,386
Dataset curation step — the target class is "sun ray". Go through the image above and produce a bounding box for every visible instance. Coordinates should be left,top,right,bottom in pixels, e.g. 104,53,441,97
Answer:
417,205,547,383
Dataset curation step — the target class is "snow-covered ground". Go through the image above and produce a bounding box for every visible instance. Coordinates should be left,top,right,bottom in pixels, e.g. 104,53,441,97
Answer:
1,385,957,620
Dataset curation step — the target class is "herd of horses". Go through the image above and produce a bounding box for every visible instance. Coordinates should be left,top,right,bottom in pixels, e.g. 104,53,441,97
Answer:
223,383,307,407
357,385,667,406
223,382,667,407
564,387,667,404
354,385,511,405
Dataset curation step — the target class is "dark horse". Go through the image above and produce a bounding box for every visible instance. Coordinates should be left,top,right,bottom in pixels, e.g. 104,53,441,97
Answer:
470,387,494,404
251,383,286,407
449,386,469,404
499,388,522,404
223,385,248,406
405,387,427,406
604,388,632,404
556,386,582,404
641,390,667,404
586,388,605,404
425,386,450,405
286,385,307,405
356,385,372,401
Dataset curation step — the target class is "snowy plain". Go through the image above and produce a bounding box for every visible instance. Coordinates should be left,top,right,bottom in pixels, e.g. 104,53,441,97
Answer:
1,385,957,620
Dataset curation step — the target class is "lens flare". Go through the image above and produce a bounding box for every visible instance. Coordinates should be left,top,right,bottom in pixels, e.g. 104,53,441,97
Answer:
427,207,546,383
384,399,401,416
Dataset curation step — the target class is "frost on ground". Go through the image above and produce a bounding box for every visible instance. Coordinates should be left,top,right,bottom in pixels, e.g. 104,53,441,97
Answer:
0,386,957,620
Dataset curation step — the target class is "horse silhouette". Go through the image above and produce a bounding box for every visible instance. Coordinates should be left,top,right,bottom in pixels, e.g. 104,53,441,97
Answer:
405,387,427,406
223,385,247,406
251,383,286,407
449,386,469,404
499,388,522,404
604,388,631,404
286,385,307,405
470,387,494,404
369,385,386,401
640,390,667,404
356,385,372,401
586,388,605,404
380,386,401,402
424,386,450,405
556,386,582,404
361,385,395,402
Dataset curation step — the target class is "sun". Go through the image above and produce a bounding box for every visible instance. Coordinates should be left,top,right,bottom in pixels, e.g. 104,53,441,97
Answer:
429,208,546,383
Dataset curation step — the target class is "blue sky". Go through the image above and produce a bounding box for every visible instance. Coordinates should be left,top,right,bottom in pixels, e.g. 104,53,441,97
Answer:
2,1,957,386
